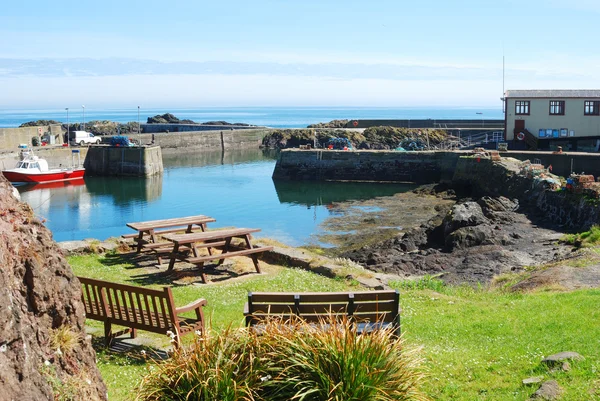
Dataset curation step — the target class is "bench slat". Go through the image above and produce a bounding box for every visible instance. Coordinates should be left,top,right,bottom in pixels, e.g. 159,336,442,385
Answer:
126,215,215,231
186,246,273,264
164,228,261,244
245,290,400,335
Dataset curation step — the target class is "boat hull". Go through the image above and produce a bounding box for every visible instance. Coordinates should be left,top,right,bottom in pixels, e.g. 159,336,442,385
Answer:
2,168,85,184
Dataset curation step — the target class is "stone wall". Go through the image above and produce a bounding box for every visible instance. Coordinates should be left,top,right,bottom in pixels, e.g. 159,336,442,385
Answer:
272,149,460,183
149,128,271,150
141,123,264,133
273,149,600,183
84,145,163,177
0,125,64,149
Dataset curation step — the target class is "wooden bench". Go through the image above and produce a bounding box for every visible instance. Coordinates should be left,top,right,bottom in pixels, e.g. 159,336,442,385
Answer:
162,228,274,283
124,215,216,253
78,276,207,347
244,290,400,336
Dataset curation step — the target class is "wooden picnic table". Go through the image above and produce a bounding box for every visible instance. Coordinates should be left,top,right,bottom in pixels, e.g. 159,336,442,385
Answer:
162,228,274,283
125,215,216,253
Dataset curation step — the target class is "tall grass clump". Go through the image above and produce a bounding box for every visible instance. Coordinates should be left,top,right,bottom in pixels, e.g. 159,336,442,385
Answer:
257,317,428,401
137,317,428,401
136,328,260,401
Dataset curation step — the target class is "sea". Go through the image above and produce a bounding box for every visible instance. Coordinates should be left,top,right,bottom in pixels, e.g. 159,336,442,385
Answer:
6,106,504,245
0,106,504,129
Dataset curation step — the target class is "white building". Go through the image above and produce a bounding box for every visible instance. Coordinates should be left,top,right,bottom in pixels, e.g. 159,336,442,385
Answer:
504,89,600,151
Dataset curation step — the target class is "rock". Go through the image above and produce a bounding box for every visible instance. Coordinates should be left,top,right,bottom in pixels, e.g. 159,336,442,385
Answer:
58,240,91,254
58,239,119,255
442,202,489,236
478,196,519,213
445,225,495,249
0,177,107,400
541,351,584,367
522,376,544,385
530,380,562,400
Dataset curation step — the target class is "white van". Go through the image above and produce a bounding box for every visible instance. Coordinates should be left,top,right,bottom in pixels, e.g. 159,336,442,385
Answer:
70,131,101,146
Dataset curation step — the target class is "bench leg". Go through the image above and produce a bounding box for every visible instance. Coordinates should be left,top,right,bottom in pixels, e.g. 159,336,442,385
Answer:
218,238,232,266
130,328,137,339
135,232,144,253
198,262,207,283
104,320,113,347
244,235,262,274
167,243,180,271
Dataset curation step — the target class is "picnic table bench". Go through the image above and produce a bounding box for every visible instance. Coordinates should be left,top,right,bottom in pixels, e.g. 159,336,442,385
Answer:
244,290,400,336
162,228,274,283
124,214,216,255
78,276,207,347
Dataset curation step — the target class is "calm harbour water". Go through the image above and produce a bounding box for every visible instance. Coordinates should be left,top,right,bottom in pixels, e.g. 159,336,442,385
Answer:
0,106,503,128
17,149,414,245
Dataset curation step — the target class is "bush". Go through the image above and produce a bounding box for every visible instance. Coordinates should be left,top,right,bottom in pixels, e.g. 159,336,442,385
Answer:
561,225,600,247
137,318,428,401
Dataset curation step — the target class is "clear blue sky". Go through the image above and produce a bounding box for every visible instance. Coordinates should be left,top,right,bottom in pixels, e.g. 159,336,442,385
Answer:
1,0,598,109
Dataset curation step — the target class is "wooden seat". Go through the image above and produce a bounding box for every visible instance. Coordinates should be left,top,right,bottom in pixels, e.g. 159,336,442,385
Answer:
185,246,274,264
78,276,207,347
244,290,400,336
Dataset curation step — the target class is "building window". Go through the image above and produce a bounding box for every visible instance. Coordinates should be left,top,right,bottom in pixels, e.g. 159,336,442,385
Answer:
549,100,565,115
584,100,600,116
515,101,530,115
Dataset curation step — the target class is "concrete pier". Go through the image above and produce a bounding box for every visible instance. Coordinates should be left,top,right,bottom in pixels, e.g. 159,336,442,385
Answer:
273,149,600,182
84,145,163,177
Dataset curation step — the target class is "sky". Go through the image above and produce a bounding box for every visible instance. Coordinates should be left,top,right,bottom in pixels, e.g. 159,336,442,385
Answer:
1,0,599,109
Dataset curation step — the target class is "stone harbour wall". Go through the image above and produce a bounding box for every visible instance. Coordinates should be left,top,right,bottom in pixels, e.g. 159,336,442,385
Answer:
84,145,164,177
272,149,461,183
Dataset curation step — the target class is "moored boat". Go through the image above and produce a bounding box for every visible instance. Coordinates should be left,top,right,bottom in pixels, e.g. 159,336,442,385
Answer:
2,146,85,184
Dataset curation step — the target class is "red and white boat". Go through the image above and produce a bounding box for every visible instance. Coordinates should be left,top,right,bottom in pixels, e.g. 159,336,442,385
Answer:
2,147,85,184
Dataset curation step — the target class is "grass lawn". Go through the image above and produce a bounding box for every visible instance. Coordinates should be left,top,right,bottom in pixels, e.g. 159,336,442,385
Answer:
69,253,600,401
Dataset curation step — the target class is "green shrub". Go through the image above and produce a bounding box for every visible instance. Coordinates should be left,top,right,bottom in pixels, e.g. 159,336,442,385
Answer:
560,225,600,247
396,275,446,292
137,318,428,401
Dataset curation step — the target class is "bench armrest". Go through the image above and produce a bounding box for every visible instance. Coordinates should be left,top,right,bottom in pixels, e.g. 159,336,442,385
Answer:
175,298,207,314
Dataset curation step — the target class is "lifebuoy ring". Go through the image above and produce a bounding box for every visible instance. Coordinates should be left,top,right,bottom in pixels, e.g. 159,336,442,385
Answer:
516,132,525,141
352,120,359,127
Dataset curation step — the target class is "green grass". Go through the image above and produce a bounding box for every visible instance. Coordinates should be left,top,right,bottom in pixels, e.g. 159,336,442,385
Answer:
69,253,600,401
561,225,600,247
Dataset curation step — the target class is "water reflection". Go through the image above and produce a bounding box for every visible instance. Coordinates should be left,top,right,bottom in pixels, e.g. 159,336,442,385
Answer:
273,180,416,207
84,174,163,205
162,148,277,168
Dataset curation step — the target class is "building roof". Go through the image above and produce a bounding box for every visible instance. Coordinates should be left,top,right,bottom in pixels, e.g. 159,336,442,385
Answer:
505,89,600,98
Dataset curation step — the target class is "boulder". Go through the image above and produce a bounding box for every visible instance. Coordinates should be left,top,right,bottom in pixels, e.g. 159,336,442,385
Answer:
442,202,489,236
445,225,496,249
530,380,562,400
0,177,107,400
541,351,584,367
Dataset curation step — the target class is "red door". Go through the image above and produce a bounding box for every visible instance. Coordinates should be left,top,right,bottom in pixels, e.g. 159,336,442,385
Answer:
513,120,525,140
514,120,525,133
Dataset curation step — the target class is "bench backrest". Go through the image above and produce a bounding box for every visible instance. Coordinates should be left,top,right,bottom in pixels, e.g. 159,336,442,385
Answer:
78,277,179,335
246,290,400,330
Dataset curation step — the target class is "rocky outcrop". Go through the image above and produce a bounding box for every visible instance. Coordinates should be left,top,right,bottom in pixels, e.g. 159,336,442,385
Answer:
343,194,569,284
453,157,600,230
0,177,106,400
147,113,195,124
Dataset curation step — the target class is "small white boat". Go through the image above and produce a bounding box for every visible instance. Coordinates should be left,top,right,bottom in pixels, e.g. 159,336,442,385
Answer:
2,146,85,184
